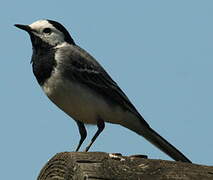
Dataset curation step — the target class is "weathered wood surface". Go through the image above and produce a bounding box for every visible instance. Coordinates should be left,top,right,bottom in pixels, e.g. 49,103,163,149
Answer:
37,152,213,180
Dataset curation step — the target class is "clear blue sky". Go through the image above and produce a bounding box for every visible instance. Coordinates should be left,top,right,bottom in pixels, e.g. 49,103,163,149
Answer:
1,1,213,179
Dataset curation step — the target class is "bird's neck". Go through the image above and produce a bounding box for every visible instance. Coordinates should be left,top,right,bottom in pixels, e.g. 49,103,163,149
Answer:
31,46,57,86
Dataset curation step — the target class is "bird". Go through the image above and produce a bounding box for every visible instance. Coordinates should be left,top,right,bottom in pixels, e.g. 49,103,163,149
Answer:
14,19,191,163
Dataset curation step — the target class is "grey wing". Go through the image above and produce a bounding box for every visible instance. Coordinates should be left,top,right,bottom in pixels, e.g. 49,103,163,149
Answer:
60,45,148,126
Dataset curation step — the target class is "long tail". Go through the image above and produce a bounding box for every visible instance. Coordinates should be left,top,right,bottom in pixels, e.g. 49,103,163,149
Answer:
121,116,191,163
141,126,191,163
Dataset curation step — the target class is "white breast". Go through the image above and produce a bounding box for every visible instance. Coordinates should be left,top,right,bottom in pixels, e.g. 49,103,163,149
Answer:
42,68,127,125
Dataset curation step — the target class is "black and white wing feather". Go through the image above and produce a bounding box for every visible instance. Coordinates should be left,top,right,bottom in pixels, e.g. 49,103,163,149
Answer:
57,44,149,127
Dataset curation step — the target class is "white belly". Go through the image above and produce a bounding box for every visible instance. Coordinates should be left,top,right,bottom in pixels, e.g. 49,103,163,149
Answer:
42,71,126,125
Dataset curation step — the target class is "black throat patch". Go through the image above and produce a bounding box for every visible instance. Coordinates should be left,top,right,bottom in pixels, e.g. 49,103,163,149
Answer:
31,35,57,86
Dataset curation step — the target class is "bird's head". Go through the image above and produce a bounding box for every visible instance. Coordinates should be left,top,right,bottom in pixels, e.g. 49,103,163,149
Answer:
15,19,75,49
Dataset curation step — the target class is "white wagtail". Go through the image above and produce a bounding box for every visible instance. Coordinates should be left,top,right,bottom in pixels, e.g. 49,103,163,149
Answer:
15,19,191,163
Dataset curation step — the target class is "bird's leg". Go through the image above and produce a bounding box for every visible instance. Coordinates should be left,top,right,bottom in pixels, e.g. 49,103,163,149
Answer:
84,118,105,152
75,120,87,152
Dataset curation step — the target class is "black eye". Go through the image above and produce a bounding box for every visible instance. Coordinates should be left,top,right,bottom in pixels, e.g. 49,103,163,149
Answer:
43,28,51,34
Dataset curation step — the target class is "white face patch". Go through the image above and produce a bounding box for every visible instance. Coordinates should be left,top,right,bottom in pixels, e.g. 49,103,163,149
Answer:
29,19,66,46
29,20,52,30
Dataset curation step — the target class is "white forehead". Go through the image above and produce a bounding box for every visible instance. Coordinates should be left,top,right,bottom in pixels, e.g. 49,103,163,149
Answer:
29,20,54,30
